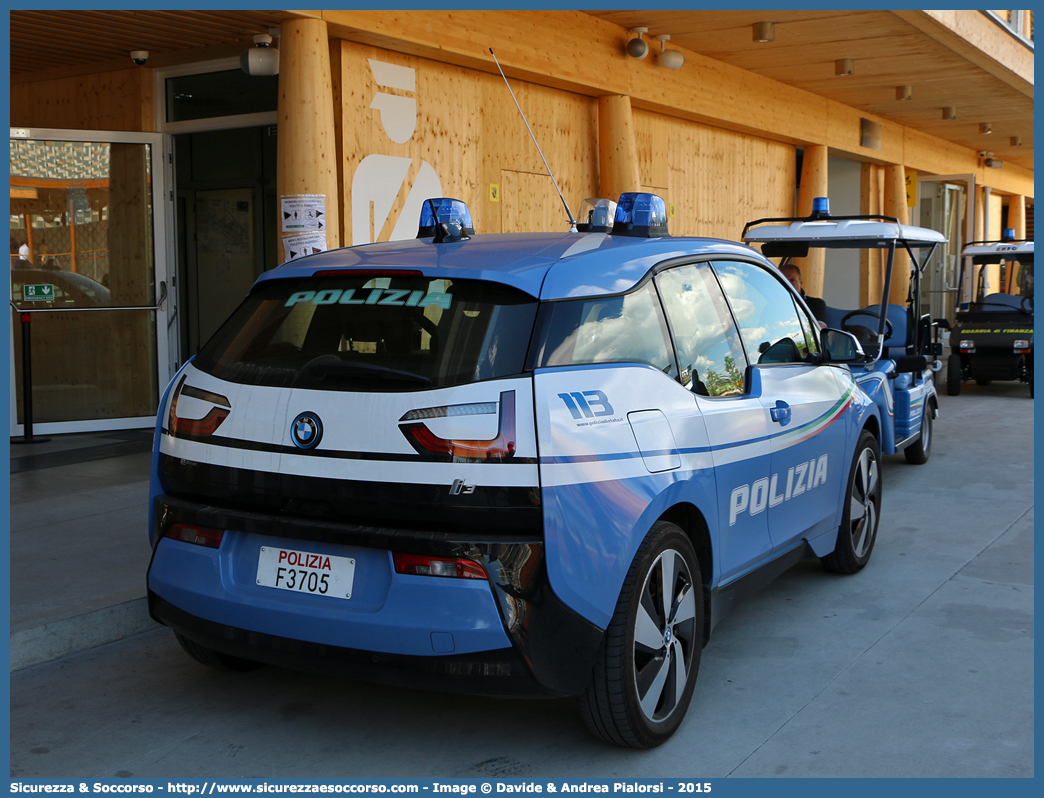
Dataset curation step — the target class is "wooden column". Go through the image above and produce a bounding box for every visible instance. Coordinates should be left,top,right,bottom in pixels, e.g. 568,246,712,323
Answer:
597,95,640,200
277,18,341,263
1007,194,1026,239
860,163,885,306
884,163,911,305
973,185,985,241
796,144,827,297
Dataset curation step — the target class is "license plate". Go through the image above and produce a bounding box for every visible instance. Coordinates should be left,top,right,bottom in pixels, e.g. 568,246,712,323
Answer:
256,546,356,600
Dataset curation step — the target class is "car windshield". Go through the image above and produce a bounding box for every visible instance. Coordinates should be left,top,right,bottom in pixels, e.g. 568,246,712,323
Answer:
193,274,539,391
970,255,1033,307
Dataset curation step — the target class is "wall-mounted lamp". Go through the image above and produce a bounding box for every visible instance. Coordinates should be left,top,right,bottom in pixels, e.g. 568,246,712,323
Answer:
980,151,1003,169
895,85,912,101
835,59,854,77
655,35,685,70
942,106,957,120
753,22,775,43
979,123,992,134
1011,136,1023,147
241,31,280,76
626,27,649,60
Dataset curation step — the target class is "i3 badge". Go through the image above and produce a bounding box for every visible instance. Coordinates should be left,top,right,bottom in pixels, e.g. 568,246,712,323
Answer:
291,412,323,449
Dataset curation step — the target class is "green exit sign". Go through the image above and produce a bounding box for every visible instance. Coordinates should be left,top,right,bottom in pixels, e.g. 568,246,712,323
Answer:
23,284,55,302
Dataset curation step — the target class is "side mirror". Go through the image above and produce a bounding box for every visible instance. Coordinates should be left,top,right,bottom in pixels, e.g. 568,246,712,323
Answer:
933,318,952,331
821,328,865,363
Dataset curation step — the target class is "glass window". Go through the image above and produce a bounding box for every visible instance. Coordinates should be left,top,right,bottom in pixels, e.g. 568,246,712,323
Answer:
535,282,676,377
657,263,747,397
193,275,538,392
166,70,278,123
712,260,811,366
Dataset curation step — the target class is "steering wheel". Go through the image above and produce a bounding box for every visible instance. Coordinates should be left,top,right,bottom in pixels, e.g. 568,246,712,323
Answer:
840,309,893,355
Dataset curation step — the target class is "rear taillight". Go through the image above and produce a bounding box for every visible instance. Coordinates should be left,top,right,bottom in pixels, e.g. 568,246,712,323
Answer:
399,391,516,461
1014,339,1031,353
166,523,224,549
393,553,486,579
959,340,976,353
168,376,231,437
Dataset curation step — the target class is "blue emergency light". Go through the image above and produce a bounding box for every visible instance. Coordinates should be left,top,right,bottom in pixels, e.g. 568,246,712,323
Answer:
1003,228,1016,241
417,198,475,241
811,196,831,218
612,192,669,238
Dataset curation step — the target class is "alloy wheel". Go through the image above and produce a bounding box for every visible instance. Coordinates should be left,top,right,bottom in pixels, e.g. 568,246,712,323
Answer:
632,549,698,722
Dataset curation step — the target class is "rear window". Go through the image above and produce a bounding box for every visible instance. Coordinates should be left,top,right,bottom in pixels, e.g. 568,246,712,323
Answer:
193,274,538,391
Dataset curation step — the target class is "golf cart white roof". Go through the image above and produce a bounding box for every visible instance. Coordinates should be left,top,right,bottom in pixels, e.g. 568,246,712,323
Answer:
961,240,1034,258
743,219,947,248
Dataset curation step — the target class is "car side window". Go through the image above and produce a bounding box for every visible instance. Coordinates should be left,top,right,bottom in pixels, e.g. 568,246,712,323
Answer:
656,263,748,397
536,281,676,377
796,301,821,357
712,260,811,366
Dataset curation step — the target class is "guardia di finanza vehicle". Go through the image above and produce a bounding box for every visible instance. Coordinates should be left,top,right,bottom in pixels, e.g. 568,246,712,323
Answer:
947,232,1033,397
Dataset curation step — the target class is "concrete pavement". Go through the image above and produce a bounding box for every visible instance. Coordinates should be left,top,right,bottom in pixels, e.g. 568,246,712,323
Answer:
8,382,1034,776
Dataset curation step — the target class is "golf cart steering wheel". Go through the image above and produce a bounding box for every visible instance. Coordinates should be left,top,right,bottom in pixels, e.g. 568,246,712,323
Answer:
840,309,893,354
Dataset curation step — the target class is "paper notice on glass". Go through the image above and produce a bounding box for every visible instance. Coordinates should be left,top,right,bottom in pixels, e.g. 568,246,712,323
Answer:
283,232,328,262
281,194,327,232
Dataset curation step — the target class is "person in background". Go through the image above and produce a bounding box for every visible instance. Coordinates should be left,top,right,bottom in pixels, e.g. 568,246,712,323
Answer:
780,263,828,328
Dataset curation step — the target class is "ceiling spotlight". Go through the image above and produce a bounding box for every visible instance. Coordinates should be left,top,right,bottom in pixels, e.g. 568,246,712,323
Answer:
753,22,775,43
655,35,685,70
1011,136,1023,147
835,59,854,77
626,27,649,60
942,106,957,120
980,123,992,134
896,85,912,101
240,32,279,76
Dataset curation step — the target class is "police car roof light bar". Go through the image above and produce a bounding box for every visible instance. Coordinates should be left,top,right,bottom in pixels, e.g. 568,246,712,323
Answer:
489,48,577,232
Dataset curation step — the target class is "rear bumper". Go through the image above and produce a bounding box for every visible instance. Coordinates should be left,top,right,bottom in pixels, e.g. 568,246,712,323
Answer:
148,494,604,697
150,593,557,697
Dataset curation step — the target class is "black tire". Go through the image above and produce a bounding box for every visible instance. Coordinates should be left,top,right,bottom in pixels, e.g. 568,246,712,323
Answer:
822,431,881,574
580,522,703,748
946,354,962,396
174,633,265,673
903,401,933,465
975,378,991,386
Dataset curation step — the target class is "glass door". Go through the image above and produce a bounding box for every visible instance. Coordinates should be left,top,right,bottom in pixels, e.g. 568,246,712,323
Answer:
9,128,173,434
916,174,976,324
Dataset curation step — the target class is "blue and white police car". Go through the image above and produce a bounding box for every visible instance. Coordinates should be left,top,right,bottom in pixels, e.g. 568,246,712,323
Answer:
147,194,882,748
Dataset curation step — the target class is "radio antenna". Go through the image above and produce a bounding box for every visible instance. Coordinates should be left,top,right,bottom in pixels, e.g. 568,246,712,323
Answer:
489,48,577,232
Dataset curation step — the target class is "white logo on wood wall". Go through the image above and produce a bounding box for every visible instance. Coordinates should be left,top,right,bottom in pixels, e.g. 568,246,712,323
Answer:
351,59,443,245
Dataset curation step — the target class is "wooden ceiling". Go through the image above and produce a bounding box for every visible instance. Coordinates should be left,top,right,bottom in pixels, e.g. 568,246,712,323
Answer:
9,10,296,74
9,9,1033,171
588,10,1033,171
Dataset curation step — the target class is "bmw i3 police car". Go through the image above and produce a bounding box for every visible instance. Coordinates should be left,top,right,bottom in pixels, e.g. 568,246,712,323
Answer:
148,193,882,748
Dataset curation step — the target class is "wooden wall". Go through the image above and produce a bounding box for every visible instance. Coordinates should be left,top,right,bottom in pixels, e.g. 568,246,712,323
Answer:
11,68,154,132
634,109,796,241
335,41,599,241
333,39,795,243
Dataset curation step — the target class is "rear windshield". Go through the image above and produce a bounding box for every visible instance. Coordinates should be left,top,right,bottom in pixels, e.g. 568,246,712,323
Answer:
193,274,539,391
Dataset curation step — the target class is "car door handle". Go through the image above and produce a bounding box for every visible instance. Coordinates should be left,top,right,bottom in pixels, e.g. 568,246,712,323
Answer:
770,400,792,426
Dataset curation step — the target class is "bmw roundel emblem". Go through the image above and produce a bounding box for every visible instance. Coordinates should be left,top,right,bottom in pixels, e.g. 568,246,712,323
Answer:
291,412,323,449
